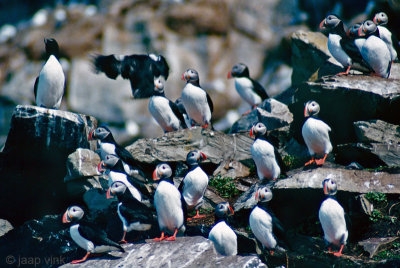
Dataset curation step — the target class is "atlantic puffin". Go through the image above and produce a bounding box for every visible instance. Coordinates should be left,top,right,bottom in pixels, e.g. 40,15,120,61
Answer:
92,53,169,99
373,12,399,62
149,77,187,132
319,176,348,257
152,163,185,241
302,101,332,166
208,202,237,256
250,122,285,181
249,187,287,255
62,206,124,264
178,150,208,220
34,38,65,109
106,181,155,244
227,63,269,114
181,68,213,128
319,15,371,75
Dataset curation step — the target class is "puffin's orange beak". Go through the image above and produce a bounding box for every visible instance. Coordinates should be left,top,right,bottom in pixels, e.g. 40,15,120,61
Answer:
250,126,255,138
200,152,207,160
319,19,326,30
88,129,94,140
304,105,310,117
62,212,70,223
358,25,366,37
373,17,378,24
227,72,233,79
181,73,186,81
106,188,113,199
255,189,259,201
153,168,160,181
97,162,105,173
323,182,328,195
228,205,234,216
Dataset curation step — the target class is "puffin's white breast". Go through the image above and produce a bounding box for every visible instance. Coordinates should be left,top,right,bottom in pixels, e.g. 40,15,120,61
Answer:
327,33,352,67
249,206,277,249
181,83,211,125
318,198,348,246
234,77,262,107
208,221,237,256
361,35,391,78
182,167,209,209
251,139,280,180
302,117,332,156
149,96,180,132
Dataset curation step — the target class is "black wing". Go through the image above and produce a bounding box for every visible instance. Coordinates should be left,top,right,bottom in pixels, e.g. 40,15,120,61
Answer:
119,203,154,224
78,223,123,251
274,147,288,177
250,78,269,100
267,208,289,249
33,76,39,99
340,38,371,70
169,100,188,128
206,92,214,113
92,54,122,79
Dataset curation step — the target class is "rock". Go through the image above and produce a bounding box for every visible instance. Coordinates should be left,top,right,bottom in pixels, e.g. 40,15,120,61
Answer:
358,237,399,258
213,160,251,179
60,236,266,268
233,182,261,213
64,149,100,181
354,120,400,144
204,189,227,207
0,219,13,237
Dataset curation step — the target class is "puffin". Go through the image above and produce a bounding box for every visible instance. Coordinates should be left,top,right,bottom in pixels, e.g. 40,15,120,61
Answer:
92,53,169,99
181,68,213,128
62,206,124,264
227,63,269,114
373,12,399,62
152,163,185,241
34,38,65,109
319,15,371,75
106,181,155,244
148,77,187,132
318,176,348,257
249,187,287,255
358,20,392,78
208,202,237,256
98,154,142,202
178,150,208,220
302,100,332,166
89,126,144,175
250,122,285,181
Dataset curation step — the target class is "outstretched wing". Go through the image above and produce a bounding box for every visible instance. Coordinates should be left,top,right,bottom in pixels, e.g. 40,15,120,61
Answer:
92,54,123,79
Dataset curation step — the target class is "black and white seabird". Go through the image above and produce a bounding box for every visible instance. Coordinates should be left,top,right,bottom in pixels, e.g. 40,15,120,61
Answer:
106,181,155,244
249,187,287,255
149,77,187,132
34,38,65,109
92,53,169,99
302,101,332,166
62,206,124,264
181,68,213,128
373,12,399,62
178,150,208,220
208,202,237,256
227,63,269,114
358,20,392,78
250,122,285,181
152,163,185,241
319,176,348,257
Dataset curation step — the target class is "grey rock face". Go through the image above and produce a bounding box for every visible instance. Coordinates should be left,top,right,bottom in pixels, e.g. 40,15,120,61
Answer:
354,120,400,144
64,148,100,181
0,219,13,237
358,237,399,258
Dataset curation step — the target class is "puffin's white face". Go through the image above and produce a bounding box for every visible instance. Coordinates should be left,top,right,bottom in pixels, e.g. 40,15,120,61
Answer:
62,206,84,223
250,122,267,138
320,15,340,30
359,20,377,37
89,127,111,141
228,63,248,78
154,76,165,93
347,24,361,38
255,187,273,202
215,202,234,218
186,150,207,165
182,68,199,82
108,181,127,198
304,100,320,117
373,12,388,26
153,163,172,181
322,177,337,196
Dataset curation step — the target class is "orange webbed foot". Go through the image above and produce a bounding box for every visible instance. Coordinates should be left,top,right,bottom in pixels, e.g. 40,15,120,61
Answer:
304,157,315,166
119,240,128,244
153,232,167,242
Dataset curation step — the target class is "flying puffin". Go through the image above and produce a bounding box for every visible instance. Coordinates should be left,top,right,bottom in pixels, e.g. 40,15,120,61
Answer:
62,206,124,264
319,15,371,75
106,181,155,244
149,77,187,132
227,63,269,114
92,53,169,99
178,150,208,220
34,38,65,109
250,122,285,181
249,187,287,255
208,202,237,256
181,68,213,128
152,163,185,241
373,12,399,62
318,176,348,257
302,101,332,166
98,154,142,202
358,20,392,78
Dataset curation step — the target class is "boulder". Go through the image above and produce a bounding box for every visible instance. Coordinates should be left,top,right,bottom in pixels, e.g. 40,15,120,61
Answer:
0,219,13,237
212,160,251,179
64,148,101,181
354,120,400,144
358,237,399,258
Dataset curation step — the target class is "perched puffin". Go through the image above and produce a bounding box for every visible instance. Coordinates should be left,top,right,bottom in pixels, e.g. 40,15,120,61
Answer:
302,101,332,166
92,53,169,99
149,77,187,132
373,12,399,62
34,38,65,109
249,187,287,255
152,163,185,241
62,206,124,264
181,68,213,128
319,177,348,257
358,20,392,78
106,181,155,244
98,154,142,202
347,24,366,52
250,122,284,181
319,15,371,75
178,150,208,220
227,63,269,114
208,202,237,256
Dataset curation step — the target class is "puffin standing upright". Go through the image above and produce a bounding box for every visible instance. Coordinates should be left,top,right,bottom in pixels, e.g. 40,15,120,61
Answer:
179,150,208,220
34,38,65,109
153,163,185,241
181,68,213,128
373,12,398,62
318,177,348,257
302,101,332,166
227,63,269,114
249,187,287,255
148,77,187,132
208,202,237,256
62,206,124,264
